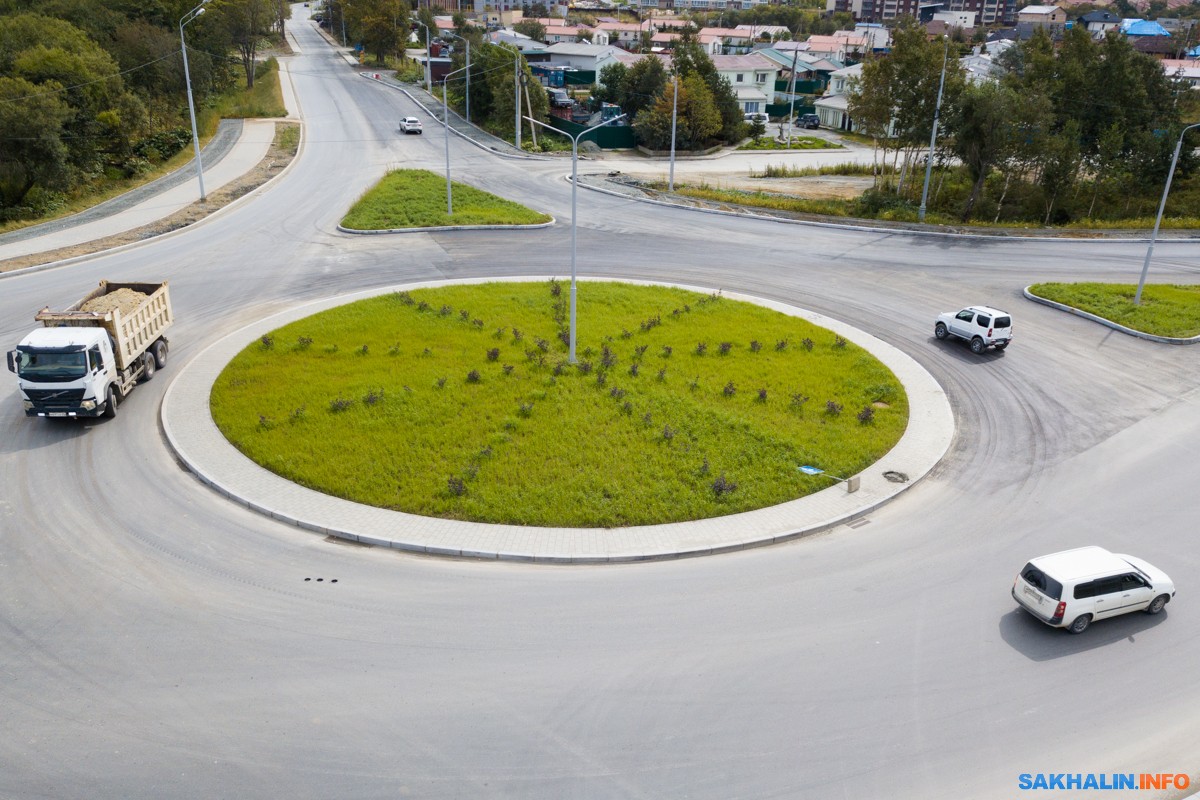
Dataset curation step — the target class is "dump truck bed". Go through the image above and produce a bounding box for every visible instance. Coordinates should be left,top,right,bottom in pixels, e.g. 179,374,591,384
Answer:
35,281,173,371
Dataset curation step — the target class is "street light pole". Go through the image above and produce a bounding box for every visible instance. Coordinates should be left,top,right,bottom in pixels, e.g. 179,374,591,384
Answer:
442,64,471,216
443,31,471,122
524,113,628,363
179,1,208,202
1136,122,1200,305
918,37,949,223
786,45,799,149
668,75,678,191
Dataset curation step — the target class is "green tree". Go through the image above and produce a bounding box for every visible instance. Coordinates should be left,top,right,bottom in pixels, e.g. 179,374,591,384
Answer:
513,19,546,42
214,0,273,88
0,75,72,209
632,74,720,150
846,51,897,185
947,80,1022,220
350,0,406,64
619,54,667,120
590,61,627,106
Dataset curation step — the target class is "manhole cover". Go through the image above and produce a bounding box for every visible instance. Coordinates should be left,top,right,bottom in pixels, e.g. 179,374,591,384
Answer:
882,470,909,483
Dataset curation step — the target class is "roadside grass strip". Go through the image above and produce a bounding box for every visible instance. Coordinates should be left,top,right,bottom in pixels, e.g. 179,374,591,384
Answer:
211,282,908,528
1029,282,1200,338
342,169,552,230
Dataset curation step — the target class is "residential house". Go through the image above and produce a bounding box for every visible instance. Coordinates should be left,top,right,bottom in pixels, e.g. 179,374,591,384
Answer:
698,27,758,55
543,26,596,45
814,62,862,132
543,42,627,73
755,47,839,96
1079,10,1122,38
735,24,790,44
828,0,1015,27
854,22,891,52
1162,58,1200,88
803,33,869,63
1121,18,1175,59
1015,5,1066,39
711,53,780,114
931,10,977,30
594,21,650,49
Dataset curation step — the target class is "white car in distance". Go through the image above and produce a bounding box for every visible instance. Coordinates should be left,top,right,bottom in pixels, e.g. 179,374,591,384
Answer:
399,117,422,135
935,306,1012,354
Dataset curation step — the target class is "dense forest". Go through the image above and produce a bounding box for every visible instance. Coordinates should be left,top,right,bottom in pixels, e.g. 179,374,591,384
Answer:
0,0,288,221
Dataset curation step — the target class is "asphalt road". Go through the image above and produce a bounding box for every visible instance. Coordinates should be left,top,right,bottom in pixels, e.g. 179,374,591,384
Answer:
2,11,1199,800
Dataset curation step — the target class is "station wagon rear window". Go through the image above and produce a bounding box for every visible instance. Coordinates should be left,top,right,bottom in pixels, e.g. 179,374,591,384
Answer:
1021,564,1062,600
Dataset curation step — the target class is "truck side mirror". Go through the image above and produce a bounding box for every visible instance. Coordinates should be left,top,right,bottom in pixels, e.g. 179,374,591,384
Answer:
6,351,16,374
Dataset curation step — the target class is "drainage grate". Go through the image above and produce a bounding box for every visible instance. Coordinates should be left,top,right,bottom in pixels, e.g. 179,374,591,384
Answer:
846,518,871,529
882,470,909,483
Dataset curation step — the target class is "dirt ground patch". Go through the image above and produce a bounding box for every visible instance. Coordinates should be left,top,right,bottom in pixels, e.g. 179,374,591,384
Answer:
0,121,300,274
617,170,874,200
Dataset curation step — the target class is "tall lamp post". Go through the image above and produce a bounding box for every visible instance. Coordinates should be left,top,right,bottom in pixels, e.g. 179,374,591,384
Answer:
441,64,471,216
918,36,949,223
668,75,679,191
414,20,432,91
180,1,208,202
524,113,628,363
1135,122,1200,305
443,31,471,123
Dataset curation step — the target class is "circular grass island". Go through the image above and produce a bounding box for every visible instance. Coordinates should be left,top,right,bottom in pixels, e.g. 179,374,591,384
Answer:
211,281,908,527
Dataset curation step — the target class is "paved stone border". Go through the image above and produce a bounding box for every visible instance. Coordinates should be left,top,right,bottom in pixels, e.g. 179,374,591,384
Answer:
1023,285,1200,345
161,277,954,563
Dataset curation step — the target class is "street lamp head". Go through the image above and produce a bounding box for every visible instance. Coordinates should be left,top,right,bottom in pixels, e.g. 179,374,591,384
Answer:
196,7,205,16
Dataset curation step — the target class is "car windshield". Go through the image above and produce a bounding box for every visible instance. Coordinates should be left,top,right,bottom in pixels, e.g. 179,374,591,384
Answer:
14,348,88,382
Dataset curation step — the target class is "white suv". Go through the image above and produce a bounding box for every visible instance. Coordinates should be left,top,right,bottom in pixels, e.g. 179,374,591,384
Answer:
935,306,1012,354
399,117,422,135
1012,546,1175,634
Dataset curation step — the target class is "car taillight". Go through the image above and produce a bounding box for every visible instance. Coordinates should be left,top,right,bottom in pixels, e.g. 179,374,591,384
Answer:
987,327,993,337
1054,601,1066,619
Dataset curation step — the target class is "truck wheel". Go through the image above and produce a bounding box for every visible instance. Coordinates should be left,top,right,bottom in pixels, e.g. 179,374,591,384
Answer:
934,322,948,340
152,340,168,369
103,384,118,418
969,337,986,354
142,351,156,382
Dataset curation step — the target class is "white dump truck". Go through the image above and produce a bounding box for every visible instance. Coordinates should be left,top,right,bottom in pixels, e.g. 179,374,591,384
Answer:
7,280,173,418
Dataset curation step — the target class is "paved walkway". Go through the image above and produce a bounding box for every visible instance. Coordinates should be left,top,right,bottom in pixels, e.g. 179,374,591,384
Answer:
161,277,954,563
0,55,303,265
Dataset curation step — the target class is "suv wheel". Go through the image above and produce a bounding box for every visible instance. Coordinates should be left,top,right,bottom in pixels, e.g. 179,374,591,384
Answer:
934,322,948,340
969,337,986,354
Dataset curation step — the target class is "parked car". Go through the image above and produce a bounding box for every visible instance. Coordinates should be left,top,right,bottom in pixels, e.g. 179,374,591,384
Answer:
797,113,820,129
1013,547,1175,634
743,111,769,126
399,117,422,135
548,89,573,108
934,306,1012,354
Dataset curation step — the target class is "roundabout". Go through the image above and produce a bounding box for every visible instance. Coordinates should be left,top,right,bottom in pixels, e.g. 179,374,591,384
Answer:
163,277,953,562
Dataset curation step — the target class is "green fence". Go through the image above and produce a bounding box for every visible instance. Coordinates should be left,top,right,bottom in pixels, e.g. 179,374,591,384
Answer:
773,78,826,95
545,115,636,149
565,70,596,86
765,103,815,119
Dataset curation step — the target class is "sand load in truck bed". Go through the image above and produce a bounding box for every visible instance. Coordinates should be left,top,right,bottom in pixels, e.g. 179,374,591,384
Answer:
80,288,149,317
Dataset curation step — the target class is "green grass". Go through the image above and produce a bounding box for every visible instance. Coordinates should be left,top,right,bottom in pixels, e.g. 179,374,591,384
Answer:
203,57,287,123
1028,282,1200,338
211,282,909,527
737,136,841,152
342,169,553,229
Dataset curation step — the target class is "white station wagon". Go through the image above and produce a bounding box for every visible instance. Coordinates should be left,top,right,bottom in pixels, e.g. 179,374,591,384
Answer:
1012,546,1175,634
935,306,1012,354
